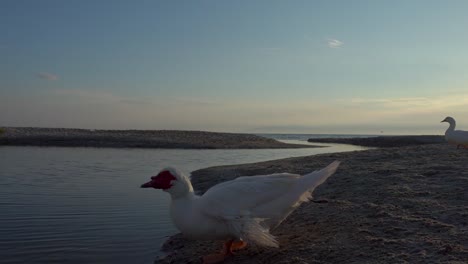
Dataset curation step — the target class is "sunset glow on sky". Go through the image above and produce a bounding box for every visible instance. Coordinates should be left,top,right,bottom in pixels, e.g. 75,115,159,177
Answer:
2,1,468,134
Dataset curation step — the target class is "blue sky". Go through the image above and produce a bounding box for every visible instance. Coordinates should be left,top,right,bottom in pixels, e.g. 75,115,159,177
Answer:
2,0,468,134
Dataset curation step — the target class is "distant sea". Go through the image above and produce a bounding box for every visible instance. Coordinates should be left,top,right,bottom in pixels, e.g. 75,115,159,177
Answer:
0,134,371,264
258,133,377,141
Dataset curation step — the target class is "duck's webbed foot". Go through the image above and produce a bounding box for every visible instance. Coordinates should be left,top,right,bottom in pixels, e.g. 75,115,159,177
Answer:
229,240,247,253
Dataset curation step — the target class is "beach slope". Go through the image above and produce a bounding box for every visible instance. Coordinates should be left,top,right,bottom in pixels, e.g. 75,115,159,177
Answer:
159,143,468,263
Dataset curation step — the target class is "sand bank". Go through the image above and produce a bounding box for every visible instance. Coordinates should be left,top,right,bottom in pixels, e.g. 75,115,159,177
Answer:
308,135,445,148
0,127,318,149
159,143,468,263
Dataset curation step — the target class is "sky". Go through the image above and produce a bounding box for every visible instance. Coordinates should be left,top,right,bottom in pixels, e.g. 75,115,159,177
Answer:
1,0,468,134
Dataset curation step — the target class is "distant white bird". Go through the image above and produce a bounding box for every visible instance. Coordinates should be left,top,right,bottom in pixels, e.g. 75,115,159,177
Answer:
441,116,468,149
141,161,340,264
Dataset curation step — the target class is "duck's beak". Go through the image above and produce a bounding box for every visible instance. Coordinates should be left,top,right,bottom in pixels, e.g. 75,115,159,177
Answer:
140,180,154,188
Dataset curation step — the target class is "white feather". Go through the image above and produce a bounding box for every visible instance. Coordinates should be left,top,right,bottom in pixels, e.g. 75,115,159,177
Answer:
442,116,468,146
164,161,340,247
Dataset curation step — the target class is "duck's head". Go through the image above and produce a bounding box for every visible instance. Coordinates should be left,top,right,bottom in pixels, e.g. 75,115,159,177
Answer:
441,116,455,124
141,167,193,196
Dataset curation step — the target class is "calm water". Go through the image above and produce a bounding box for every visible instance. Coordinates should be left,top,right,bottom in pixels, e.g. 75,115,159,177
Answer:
0,135,368,264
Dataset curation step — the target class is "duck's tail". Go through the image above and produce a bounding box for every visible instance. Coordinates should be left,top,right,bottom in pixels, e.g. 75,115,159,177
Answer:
303,161,340,190
265,161,341,231
293,160,340,205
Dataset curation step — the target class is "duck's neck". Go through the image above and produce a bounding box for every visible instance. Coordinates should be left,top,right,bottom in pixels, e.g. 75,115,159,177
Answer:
170,189,196,200
169,188,198,235
446,120,456,133
169,176,196,200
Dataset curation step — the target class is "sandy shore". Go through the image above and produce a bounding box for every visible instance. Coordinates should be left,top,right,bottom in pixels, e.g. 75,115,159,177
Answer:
158,143,468,263
0,127,318,149
308,135,445,148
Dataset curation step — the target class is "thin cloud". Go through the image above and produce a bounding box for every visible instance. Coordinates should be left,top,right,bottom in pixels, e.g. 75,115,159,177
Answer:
262,47,281,51
258,47,282,54
327,38,343,48
38,72,59,81
346,97,431,106
51,89,116,100
49,89,220,107
173,97,222,107
118,99,155,105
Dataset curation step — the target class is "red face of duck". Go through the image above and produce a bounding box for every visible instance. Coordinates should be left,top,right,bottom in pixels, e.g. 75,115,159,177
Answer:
141,170,176,190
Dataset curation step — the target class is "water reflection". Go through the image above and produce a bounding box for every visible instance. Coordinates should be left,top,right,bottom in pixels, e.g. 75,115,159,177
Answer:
0,139,367,264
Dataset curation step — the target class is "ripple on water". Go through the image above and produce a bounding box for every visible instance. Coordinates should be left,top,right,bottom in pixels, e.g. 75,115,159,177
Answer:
0,141,367,263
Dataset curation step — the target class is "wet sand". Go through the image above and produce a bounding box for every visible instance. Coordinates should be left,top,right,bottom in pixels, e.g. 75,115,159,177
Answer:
158,143,468,263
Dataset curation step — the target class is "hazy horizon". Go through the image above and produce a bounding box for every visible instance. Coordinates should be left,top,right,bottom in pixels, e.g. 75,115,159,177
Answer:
2,1,468,135
1,124,446,136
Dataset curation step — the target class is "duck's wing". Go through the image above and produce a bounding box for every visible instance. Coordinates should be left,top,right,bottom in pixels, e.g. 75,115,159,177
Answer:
200,172,301,218
199,161,340,221
450,130,468,144
198,172,301,247
197,161,340,247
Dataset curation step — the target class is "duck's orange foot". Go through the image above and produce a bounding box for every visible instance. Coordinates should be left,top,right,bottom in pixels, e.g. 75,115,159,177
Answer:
230,240,247,252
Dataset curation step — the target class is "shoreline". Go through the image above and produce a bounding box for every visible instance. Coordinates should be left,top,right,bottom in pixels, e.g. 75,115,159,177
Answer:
308,135,445,148
158,143,468,263
0,127,320,149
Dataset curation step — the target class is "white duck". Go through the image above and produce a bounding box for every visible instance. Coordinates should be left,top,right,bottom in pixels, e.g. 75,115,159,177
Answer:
441,116,468,149
141,161,340,264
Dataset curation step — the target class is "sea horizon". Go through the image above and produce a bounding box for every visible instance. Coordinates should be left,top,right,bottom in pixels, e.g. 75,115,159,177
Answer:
0,125,443,137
